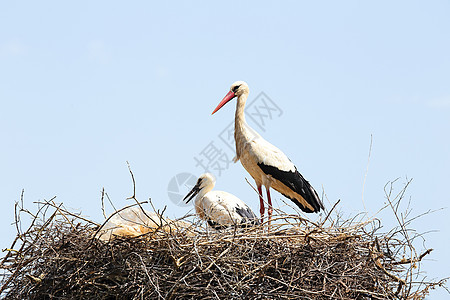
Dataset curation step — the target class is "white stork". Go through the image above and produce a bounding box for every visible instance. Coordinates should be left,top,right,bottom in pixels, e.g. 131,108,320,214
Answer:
183,173,259,229
95,206,194,241
211,81,324,222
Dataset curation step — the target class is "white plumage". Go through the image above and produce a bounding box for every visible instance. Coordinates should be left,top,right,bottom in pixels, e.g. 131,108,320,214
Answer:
212,81,324,222
184,173,259,229
95,206,193,241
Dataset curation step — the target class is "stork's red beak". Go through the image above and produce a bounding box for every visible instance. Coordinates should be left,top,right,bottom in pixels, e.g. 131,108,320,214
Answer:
211,91,236,115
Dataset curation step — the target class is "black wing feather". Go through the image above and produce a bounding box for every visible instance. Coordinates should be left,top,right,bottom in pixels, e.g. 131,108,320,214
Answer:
235,206,260,226
206,205,259,230
257,163,324,213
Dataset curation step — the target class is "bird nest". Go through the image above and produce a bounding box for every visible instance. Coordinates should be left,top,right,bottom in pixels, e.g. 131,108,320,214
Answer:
0,183,446,299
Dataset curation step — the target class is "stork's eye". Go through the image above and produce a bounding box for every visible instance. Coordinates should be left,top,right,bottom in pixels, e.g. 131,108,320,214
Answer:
232,85,240,93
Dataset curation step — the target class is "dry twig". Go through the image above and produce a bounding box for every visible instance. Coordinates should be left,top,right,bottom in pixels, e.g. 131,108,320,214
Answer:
0,180,446,299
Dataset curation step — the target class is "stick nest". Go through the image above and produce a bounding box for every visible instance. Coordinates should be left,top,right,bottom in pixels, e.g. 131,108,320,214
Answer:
0,189,446,299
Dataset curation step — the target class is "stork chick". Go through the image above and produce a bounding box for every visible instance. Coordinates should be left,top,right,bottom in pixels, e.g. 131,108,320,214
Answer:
184,173,259,229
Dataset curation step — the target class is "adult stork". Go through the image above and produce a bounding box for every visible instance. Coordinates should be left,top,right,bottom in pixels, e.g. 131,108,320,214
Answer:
212,81,324,222
184,173,259,229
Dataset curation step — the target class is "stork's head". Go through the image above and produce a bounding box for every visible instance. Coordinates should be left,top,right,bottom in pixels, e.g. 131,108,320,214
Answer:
183,173,216,203
212,81,249,115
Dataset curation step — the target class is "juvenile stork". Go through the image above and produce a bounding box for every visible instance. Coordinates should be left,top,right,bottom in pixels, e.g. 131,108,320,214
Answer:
212,81,324,222
183,173,259,229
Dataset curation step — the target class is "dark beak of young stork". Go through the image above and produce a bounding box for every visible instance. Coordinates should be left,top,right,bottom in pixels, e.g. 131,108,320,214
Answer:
183,178,202,204
211,91,237,115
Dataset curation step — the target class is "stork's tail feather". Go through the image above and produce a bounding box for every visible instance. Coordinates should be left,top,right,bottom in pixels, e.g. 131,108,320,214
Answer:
257,163,324,213
280,178,324,213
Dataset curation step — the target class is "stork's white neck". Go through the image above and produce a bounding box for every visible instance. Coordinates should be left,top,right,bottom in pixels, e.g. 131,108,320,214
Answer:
235,92,250,134
196,182,215,202
235,92,248,125
234,91,255,161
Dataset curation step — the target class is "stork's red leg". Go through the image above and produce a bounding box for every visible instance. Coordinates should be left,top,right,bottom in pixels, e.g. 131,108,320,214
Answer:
257,184,264,222
266,188,273,221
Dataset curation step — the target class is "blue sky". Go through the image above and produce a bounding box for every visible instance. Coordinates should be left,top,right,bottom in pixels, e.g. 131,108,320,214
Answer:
1,1,449,297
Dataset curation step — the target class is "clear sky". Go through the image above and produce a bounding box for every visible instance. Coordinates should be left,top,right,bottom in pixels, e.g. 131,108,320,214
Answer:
1,1,449,297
